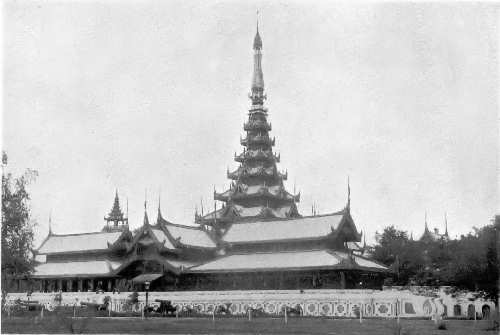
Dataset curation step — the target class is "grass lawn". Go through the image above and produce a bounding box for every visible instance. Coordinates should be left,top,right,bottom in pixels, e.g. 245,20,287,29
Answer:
2,316,498,334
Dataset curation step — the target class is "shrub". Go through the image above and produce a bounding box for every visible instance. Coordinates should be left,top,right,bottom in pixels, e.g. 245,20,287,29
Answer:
437,321,447,330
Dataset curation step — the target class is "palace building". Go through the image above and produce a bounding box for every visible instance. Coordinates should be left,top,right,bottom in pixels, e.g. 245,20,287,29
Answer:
30,26,388,293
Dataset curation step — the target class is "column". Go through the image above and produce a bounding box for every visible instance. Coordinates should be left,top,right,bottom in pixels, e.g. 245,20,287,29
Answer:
107,279,112,292
340,272,346,289
39,280,43,292
67,279,73,292
57,279,63,292
78,279,83,292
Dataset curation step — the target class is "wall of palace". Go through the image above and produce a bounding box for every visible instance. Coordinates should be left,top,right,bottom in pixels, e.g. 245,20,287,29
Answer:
4,288,495,319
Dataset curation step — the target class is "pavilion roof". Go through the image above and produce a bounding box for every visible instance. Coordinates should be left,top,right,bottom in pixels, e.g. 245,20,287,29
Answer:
32,260,122,278
36,231,125,255
222,213,346,244
188,249,388,273
161,222,216,249
151,228,177,250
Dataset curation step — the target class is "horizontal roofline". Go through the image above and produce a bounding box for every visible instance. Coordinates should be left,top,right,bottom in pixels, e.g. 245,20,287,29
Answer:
49,230,123,237
36,249,113,256
188,264,388,274
224,235,332,245
160,221,204,230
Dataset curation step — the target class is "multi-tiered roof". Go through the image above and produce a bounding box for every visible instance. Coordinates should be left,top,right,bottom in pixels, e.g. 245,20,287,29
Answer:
103,191,128,232
198,26,300,226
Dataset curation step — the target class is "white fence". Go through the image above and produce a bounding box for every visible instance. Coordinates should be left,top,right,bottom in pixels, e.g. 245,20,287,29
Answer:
4,288,495,319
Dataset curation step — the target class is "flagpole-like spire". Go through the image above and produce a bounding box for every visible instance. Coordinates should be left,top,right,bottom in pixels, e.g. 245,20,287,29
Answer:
345,176,351,211
250,13,265,106
424,211,429,232
144,189,149,226
444,212,448,236
48,211,53,235
157,190,163,223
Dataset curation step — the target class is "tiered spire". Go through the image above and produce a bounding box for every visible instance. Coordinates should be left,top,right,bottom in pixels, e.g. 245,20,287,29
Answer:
199,23,300,226
103,190,128,231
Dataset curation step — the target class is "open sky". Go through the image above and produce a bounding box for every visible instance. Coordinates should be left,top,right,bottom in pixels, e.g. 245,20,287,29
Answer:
3,1,498,247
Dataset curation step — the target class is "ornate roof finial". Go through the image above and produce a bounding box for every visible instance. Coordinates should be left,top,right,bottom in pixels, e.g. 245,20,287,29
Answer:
444,212,449,236
424,211,429,232
143,188,149,226
48,211,53,235
157,191,163,223
254,10,262,50
347,176,351,211
250,14,265,104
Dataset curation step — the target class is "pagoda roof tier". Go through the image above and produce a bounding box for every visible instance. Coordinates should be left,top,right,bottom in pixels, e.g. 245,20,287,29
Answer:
32,259,123,278
214,184,299,202
188,249,388,274
197,203,300,224
227,165,287,180
248,105,268,113
222,211,358,245
234,149,279,163
36,230,130,255
243,120,272,131
240,135,275,147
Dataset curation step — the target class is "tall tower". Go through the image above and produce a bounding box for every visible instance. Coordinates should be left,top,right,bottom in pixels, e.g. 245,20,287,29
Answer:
199,24,300,227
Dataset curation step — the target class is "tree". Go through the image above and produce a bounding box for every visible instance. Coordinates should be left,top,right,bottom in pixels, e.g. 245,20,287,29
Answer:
372,219,499,304
373,226,425,285
1,151,38,289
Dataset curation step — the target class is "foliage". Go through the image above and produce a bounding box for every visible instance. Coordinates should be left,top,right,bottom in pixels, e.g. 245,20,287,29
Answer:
373,219,499,303
1,151,38,282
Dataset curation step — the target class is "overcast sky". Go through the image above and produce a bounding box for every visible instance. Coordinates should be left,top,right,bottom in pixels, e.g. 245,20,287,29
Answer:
3,1,499,247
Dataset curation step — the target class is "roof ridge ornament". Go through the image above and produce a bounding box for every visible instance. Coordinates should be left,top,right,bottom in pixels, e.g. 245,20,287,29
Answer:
346,176,351,212
144,189,149,226
48,211,53,235
444,212,449,236
157,190,163,223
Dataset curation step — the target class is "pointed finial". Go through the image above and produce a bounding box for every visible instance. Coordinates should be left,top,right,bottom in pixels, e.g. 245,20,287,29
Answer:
444,212,448,236
253,11,262,50
157,191,163,222
48,211,53,235
363,234,366,248
126,197,129,219
424,211,429,231
347,176,351,210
